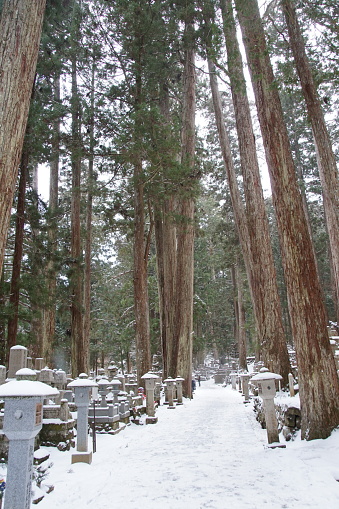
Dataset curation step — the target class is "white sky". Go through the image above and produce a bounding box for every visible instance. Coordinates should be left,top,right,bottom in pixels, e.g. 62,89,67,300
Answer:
26,378,339,509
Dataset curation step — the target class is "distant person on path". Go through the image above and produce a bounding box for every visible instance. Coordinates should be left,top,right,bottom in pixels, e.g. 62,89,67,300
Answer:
198,375,201,386
192,378,196,394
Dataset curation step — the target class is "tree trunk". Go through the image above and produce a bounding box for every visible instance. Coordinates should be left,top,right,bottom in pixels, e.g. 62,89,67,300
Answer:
7,151,28,359
172,22,196,397
0,0,46,276
219,0,291,383
153,86,177,380
83,61,96,375
70,3,84,377
235,0,339,440
282,0,339,322
154,198,177,379
42,75,60,366
133,160,152,381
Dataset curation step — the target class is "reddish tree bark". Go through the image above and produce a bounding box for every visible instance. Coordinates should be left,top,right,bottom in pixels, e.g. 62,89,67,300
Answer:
0,0,46,276
235,0,339,440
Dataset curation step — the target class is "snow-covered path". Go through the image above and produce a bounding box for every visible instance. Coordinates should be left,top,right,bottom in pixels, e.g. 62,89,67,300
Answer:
38,380,339,509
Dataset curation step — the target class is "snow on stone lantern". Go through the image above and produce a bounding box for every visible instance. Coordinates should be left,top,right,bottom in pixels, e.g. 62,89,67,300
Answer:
164,378,176,409
141,373,159,424
175,377,185,405
67,378,98,464
251,370,285,447
0,379,59,509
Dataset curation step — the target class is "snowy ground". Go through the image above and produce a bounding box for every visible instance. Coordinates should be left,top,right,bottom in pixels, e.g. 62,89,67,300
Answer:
35,379,339,509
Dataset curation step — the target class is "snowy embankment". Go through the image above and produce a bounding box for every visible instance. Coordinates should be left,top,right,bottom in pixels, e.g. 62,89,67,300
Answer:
37,379,339,509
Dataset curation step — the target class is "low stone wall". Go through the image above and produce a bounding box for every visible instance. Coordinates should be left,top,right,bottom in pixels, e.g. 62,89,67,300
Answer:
253,395,301,441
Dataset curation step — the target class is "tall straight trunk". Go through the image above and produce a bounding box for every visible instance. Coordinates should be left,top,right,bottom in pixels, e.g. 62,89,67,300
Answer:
219,0,291,382
133,44,151,382
70,3,84,377
83,61,96,375
235,0,339,440
153,87,177,379
154,198,177,379
133,159,152,380
6,151,28,359
30,165,45,359
42,75,60,366
172,22,196,397
0,0,46,276
282,0,339,322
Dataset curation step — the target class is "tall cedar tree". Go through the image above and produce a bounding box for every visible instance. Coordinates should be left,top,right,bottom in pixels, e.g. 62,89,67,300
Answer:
218,0,291,382
70,0,85,377
0,0,46,276
235,0,339,440
171,15,196,397
281,0,339,323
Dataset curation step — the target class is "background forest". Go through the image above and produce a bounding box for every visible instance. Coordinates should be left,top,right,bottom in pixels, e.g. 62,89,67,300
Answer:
0,0,338,401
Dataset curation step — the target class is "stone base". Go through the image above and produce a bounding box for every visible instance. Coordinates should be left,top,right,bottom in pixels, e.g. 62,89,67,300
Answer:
71,451,92,464
167,405,175,409
146,416,158,425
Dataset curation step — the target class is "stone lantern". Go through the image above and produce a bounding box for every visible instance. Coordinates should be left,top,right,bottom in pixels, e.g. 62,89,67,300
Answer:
97,377,111,407
108,364,118,380
0,379,59,509
164,378,176,409
67,378,98,464
175,377,185,405
110,378,122,404
251,370,284,446
141,373,159,423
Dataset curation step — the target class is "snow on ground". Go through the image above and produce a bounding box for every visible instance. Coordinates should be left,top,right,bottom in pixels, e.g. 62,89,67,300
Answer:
37,379,339,509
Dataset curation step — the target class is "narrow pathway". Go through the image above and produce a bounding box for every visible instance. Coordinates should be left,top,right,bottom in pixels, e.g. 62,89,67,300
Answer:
39,379,339,509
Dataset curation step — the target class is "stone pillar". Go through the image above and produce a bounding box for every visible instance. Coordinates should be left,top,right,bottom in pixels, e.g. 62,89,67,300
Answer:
0,380,59,509
251,371,285,447
68,378,98,464
141,373,158,424
7,345,27,379
164,378,176,409
0,366,7,385
175,377,185,405
34,358,44,372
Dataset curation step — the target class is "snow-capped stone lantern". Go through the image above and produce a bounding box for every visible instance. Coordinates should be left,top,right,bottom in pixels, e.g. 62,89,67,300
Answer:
175,377,185,405
97,377,111,407
0,379,59,509
164,378,176,409
141,372,159,423
251,370,284,446
110,378,122,404
67,378,98,464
